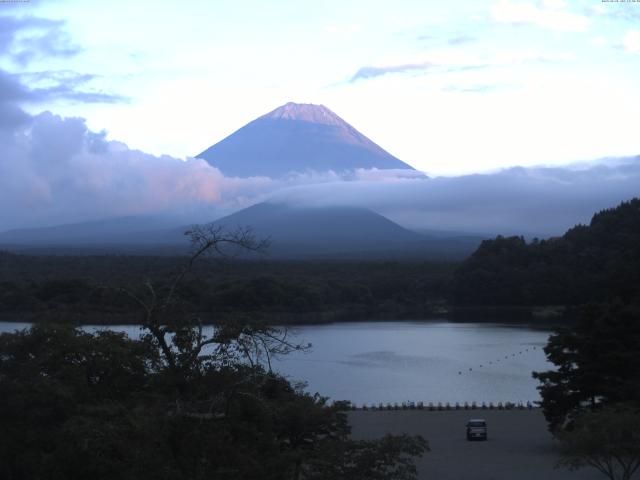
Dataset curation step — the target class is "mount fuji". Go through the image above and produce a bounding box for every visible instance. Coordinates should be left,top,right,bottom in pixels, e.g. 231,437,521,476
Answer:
196,102,415,177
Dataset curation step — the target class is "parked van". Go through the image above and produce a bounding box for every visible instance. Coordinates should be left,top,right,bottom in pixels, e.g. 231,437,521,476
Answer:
466,419,487,440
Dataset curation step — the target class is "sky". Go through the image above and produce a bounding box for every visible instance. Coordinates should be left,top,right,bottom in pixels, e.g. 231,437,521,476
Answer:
0,0,639,233
2,0,640,175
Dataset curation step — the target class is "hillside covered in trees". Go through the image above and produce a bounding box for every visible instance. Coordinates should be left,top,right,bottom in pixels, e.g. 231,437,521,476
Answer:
452,198,640,307
0,255,453,324
2,198,640,324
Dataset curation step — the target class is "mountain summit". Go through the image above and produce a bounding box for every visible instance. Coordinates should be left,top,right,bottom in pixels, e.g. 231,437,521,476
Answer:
196,102,415,177
262,102,345,125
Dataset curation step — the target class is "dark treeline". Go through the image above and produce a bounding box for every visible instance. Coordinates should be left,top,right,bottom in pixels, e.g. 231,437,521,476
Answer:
1,227,430,480
3,198,640,324
452,198,640,307
0,254,454,323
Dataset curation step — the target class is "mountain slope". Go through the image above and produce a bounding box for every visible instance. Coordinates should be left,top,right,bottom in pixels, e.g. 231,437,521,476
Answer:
211,202,483,259
213,202,422,255
0,204,484,259
197,102,415,177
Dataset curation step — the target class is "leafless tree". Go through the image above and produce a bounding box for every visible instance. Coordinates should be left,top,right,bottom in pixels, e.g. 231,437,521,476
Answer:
121,223,309,411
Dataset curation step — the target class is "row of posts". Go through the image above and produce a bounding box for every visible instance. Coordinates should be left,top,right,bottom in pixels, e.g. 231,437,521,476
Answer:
349,401,536,411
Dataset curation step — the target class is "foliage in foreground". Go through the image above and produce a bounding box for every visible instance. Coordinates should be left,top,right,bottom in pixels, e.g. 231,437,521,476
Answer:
556,406,640,480
0,324,427,480
533,303,640,432
534,302,640,480
1,225,427,480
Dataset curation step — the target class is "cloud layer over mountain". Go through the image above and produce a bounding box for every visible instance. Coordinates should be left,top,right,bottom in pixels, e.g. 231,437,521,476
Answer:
1,90,638,237
0,15,637,236
269,161,640,236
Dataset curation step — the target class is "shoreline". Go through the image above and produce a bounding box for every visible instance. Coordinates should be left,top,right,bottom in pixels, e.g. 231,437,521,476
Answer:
0,305,566,328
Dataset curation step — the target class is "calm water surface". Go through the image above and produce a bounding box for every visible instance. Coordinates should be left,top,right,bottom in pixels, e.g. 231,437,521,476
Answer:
0,320,552,404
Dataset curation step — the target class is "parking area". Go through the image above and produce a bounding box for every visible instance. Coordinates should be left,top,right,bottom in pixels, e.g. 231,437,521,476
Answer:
348,410,603,480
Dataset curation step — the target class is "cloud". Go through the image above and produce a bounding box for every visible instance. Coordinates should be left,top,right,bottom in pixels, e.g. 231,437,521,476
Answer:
268,159,640,236
415,34,476,45
0,15,81,65
31,84,129,104
0,68,30,103
491,1,590,32
1,77,638,238
448,35,475,45
1,67,128,105
350,63,433,82
349,50,572,83
0,64,269,229
11,25,81,65
585,4,640,22
623,30,640,53
442,84,504,94
0,109,235,229
0,15,125,104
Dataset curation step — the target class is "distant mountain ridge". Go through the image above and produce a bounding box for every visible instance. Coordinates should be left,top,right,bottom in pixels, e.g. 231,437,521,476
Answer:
213,202,422,254
197,102,415,177
210,202,483,259
0,203,484,260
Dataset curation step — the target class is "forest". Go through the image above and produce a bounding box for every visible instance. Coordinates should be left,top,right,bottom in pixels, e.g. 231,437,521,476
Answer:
0,254,454,324
452,198,640,308
2,198,640,325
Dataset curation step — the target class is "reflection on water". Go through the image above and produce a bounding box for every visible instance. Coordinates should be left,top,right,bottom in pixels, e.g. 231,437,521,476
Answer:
0,320,552,404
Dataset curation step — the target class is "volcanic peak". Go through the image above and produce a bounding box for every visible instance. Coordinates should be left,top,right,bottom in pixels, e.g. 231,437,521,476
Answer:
262,102,346,127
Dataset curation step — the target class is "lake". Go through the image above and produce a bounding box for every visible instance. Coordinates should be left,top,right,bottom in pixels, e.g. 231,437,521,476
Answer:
0,320,552,405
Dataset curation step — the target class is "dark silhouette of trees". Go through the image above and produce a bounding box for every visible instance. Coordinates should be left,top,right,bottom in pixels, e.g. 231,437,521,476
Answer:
0,251,454,324
0,224,428,480
452,198,640,307
533,303,640,432
556,406,640,480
